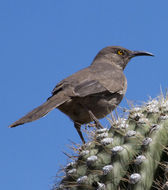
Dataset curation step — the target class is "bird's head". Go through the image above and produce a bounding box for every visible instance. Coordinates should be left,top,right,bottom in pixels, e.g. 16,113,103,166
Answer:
93,46,154,70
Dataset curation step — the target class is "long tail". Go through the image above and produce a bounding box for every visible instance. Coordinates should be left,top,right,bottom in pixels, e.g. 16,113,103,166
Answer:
9,94,69,128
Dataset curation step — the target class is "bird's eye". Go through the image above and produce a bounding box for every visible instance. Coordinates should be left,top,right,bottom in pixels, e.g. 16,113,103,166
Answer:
117,50,124,55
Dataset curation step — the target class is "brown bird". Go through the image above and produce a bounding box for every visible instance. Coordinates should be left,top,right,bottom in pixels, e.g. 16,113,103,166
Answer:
9,46,153,143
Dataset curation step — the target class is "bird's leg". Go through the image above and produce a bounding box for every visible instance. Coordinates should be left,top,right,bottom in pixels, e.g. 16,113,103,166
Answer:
88,110,104,129
74,122,85,144
77,102,103,130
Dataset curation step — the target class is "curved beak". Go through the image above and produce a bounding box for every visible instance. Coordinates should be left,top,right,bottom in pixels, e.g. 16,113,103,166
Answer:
131,51,154,58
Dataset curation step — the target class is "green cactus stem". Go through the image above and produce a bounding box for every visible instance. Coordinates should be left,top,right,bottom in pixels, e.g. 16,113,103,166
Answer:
54,96,168,190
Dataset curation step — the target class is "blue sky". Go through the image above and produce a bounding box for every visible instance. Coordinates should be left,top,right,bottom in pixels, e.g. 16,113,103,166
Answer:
1,0,168,189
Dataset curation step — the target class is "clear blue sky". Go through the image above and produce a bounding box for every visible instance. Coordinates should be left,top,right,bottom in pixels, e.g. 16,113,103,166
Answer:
1,1,168,189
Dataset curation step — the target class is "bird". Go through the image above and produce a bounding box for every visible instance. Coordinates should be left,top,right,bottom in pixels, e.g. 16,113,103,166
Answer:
9,46,153,143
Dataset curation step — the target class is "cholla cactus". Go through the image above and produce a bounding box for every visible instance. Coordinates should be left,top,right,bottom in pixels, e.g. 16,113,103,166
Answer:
54,96,168,190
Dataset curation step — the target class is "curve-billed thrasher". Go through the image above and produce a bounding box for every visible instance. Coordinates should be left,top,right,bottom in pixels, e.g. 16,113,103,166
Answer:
9,46,153,143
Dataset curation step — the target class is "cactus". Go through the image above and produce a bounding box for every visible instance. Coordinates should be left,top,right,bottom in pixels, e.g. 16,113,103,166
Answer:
53,96,168,190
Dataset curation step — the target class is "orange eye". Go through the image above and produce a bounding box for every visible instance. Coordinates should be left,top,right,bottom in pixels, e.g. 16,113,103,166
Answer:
117,50,123,55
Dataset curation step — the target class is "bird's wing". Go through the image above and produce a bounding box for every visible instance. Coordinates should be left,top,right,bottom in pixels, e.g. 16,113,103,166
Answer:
73,70,126,97
51,64,126,98
73,79,107,97
95,68,127,95
51,67,107,98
